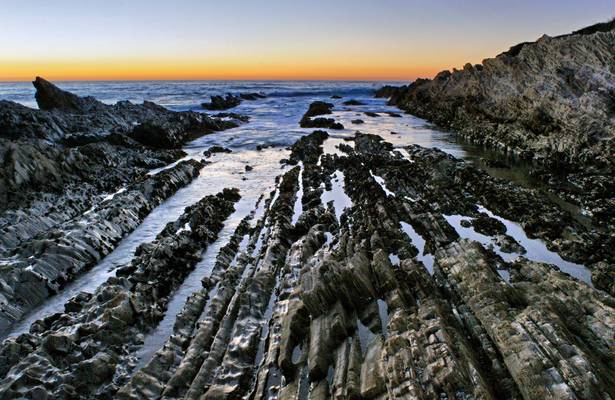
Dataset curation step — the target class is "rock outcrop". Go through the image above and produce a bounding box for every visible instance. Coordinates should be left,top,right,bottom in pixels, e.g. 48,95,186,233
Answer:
0,73,613,400
0,189,240,398
377,22,615,248
0,79,244,339
0,160,206,335
0,78,238,211
300,101,344,130
3,132,610,399
379,24,615,170
201,94,242,110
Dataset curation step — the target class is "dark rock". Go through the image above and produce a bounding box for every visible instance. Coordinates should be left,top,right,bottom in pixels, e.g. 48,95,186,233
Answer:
1,132,613,400
284,130,329,165
364,112,379,117
302,101,334,119
0,189,240,398
385,25,615,172
300,117,344,130
351,119,364,125
342,99,365,106
201,94,242,110
0,160,205,335
239,92,266,101
482,158,511,169
203,146,232,157
471,214,507,236
591,262,615,296
374,85,402,98
42,333,74,354
33,77,100,113
213,112,250,123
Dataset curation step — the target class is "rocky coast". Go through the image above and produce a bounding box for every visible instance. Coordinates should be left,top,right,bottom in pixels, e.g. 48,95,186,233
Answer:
0,78,243,336
1,128,612,399
376,21,615,295
0,25,614,399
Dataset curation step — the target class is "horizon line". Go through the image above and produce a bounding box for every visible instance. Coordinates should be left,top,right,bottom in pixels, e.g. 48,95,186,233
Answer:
0,77,414,84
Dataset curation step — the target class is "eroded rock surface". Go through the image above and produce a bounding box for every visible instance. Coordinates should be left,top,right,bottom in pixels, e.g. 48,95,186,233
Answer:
201,94,242,111
0,160,206,334
379,26,615,169
377,22,615,248
300,101,344,130
0,79,242,338
0,75,613,399
1,131,607,399
0,188,240,398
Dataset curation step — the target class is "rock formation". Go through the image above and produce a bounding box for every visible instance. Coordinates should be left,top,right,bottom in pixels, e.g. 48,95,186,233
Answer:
376,22,615,265
2,131,611,399
300,101,344,130
0,79,243,340
378,24,615,170
201,94,242,111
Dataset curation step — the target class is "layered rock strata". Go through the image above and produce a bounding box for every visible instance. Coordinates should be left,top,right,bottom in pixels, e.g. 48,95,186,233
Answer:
0,189,240,398
0,78,242,337
3,132,610,399
376,22,615,257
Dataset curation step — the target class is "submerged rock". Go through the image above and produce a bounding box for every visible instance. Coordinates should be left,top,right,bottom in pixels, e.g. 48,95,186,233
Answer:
239,92,266,100
342,99,365,106
302,101,334,119
203,145,233,157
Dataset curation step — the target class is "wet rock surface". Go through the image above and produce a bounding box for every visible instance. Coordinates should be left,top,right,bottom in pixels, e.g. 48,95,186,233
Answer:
3,131,610,399
0,79,242,340
342,99,365,106
201,94,242,111
0,78,237,210
0,159,206,335
0,188,240,398
0,73,614,400
378,23,615,243
300,101,344,130
239,92,267,101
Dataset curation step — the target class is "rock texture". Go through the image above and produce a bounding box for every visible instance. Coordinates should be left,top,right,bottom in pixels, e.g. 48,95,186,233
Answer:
0,159,205,335
201,94,242,111
0,189,240,398
0,78,242,338
379,25,615,170
300,101,344,130
377,22,615,251
4,132,610,399
0,74,613,400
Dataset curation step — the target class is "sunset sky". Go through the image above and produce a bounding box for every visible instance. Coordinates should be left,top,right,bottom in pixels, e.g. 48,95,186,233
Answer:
1,0,613,81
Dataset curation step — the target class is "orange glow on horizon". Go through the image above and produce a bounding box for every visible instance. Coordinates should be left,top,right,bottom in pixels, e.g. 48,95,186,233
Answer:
0,57,451,82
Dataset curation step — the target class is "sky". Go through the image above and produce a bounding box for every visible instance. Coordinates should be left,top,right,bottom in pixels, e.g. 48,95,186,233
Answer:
0,0,613,81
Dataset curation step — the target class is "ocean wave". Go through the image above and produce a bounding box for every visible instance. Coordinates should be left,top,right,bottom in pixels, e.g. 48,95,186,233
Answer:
265,87,376,98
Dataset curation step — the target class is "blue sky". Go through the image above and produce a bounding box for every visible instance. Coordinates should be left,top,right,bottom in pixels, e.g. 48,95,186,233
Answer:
1,0,613,80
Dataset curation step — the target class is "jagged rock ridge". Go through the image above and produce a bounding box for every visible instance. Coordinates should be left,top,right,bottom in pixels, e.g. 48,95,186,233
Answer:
379,24,615,170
